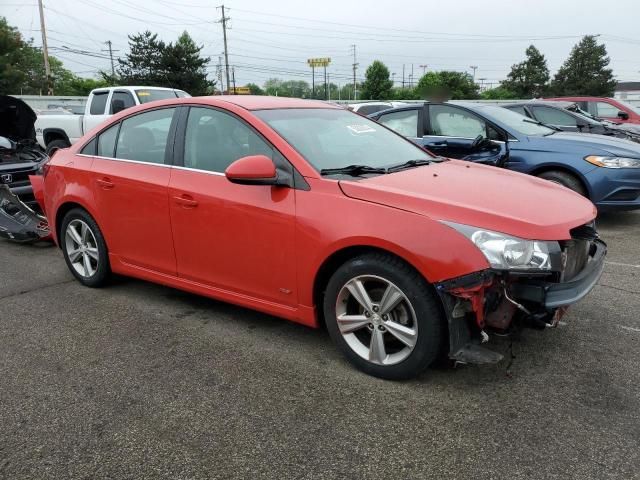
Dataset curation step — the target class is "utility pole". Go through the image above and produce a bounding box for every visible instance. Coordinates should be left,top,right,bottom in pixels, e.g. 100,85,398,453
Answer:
311,66,315,98
351,44,358,101
217,55,224,93
37,0,52,95
419,64,428,75
102,40,118,77
478,77,486,92
218,5,231,94
470,65,478,83
402,64,405,89
232,66,236,94
327,73,331,101
324,64,327,100
410,64,414,87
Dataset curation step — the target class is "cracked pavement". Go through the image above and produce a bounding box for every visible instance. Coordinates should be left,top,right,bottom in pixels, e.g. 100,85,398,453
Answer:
0,211,639,479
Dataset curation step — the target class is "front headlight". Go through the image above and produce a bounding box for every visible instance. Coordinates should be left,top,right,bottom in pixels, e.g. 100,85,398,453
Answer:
443,222,559,271
585,155,640,168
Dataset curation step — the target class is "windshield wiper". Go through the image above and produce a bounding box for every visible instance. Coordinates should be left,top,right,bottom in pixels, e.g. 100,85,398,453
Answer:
386,158,432,173
320,164,388,176
522,118,563,132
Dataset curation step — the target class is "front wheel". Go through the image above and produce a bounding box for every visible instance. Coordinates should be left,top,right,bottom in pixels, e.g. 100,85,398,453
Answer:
537,170,587,197
60,208,110,287
323,253,445,380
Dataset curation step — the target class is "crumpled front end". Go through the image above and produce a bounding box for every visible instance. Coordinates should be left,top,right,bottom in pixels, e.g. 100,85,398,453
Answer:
0,184,50,242
435,225,606,364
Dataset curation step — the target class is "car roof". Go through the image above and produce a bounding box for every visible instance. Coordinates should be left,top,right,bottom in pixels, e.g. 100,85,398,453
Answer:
545,96,614,101
213,95,340,110
503,100,577,109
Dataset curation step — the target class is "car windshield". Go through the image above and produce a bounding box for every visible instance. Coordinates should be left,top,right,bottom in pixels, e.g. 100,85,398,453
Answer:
254,108,433,171
134,89,179,104
478,105,556,136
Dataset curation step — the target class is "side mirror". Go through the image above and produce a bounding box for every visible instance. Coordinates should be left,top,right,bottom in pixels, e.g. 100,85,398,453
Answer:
111,99,126,114
225,155,279,186
618,111,630,120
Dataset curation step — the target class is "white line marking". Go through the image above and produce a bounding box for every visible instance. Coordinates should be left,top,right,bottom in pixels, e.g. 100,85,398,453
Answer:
606,261,640,269
619,325,640,333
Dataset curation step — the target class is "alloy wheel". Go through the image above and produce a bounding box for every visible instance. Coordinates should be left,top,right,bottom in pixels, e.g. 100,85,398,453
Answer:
335,275,418,366
64,219,99,278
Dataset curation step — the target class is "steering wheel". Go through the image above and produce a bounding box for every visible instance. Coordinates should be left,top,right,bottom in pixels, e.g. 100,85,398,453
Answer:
470,134,485,150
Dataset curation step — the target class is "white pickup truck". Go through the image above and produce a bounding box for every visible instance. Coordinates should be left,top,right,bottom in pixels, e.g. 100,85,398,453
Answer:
35,86,189,154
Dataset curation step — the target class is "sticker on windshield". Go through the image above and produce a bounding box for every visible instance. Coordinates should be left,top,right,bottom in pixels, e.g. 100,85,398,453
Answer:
138,91,151,96
347,124,376,134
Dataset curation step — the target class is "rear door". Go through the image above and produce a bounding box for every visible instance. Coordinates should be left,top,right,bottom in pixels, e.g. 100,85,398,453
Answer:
168,106,297,306
84,90,112,132
90,107,178,275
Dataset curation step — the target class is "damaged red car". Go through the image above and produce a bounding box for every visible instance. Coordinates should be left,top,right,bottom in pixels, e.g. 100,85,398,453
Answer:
40,96,606,379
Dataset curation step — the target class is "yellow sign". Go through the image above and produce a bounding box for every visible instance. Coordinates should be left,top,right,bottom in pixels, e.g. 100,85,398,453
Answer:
228,86,251,95
307,57,331,67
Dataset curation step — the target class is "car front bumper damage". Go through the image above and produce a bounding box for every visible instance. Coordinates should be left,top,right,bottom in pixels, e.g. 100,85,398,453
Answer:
435,238,607,365
0,184,50,242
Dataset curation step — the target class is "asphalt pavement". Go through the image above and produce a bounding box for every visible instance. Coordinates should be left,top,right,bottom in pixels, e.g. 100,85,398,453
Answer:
1,211,639,479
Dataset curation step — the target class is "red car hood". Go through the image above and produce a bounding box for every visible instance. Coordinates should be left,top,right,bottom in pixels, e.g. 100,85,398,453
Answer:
338,160,596,241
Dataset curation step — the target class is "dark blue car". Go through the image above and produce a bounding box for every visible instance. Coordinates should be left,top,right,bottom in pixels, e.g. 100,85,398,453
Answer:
369,102,640,211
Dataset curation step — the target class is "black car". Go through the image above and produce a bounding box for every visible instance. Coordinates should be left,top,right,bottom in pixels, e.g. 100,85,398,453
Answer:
501,101,640,143
0,95,47,209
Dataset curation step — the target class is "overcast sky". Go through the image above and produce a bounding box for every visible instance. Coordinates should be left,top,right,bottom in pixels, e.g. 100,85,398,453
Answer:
3,0,640,90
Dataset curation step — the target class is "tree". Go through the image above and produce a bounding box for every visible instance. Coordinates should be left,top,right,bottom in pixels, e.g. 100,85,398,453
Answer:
551,35,617,96
117,31,166,86
161,31,213,95
416,71,479,100
263,78,311,98
500,45,549,98
480,86,519,100
0,17,27,93
391,86,420,101
246,83,264,95
360,61,393,100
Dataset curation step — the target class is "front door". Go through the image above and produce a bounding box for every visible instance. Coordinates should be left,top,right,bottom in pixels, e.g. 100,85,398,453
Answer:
168,106,297,306
90,107,177,275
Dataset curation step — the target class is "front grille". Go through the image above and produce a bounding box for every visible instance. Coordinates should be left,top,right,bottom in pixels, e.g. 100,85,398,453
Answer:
562,223,597,281
0,166,38,188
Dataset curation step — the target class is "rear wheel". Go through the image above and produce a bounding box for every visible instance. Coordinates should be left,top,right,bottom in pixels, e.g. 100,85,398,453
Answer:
323,253,445,380
537,170,587,197
46,139,70,156
60,208,110,287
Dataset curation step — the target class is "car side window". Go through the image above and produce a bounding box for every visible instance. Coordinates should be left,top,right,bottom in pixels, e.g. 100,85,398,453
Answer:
80,138,97,156
376,110,419,137
110,91,136,114
595,102,620,117
89,92,109,115
428,105,486,138
531,106,578,126
114,108,175,164
506,105,529,116
183,107,272,173
97,123,119,157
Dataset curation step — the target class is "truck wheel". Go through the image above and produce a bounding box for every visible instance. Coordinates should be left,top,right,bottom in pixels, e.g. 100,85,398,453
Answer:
323,253,445,380
538,170,587,197
46,139,70,156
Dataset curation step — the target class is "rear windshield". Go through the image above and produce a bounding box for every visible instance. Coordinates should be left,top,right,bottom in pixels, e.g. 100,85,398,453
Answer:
135,89,179,104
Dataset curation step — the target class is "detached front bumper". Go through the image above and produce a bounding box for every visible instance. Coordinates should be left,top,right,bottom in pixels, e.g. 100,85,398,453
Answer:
435,237,606,365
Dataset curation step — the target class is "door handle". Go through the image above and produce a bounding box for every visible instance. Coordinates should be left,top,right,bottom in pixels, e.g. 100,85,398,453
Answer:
96,177,114,189
173,194,198,208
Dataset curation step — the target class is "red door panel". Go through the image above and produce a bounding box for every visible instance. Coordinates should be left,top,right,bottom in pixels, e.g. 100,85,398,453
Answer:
91,158,176,275
168,168,297,307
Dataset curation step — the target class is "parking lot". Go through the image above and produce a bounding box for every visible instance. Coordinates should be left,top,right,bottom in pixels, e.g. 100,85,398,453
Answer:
0,211,638,479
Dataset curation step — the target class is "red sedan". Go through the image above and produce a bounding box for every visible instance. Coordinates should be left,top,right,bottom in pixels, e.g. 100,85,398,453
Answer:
41,96,606,379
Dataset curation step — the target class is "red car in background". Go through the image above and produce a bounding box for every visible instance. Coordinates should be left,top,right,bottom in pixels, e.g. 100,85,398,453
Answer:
41,96,605,379
545,96,640,125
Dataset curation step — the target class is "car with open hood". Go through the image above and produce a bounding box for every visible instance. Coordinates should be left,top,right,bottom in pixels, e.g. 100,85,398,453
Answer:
40,96,605,379
370,102,640,211
0,95,50,242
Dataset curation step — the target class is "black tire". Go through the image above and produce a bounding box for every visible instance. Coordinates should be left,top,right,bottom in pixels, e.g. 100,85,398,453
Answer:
323,253,445,380
46,139,70,156
538,170,587,197
60,208,110,287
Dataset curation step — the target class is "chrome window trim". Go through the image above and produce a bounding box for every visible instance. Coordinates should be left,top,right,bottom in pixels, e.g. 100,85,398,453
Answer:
76,154,226,175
